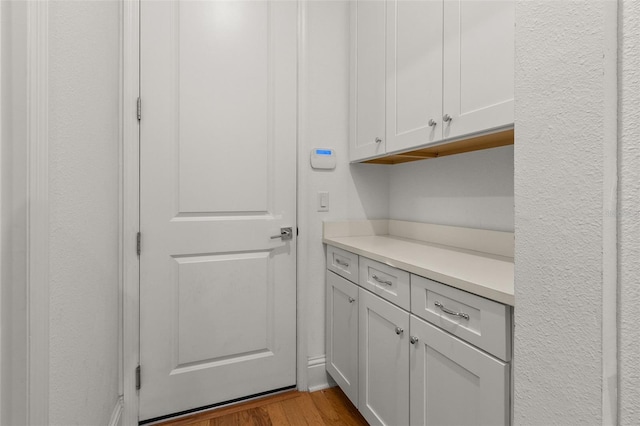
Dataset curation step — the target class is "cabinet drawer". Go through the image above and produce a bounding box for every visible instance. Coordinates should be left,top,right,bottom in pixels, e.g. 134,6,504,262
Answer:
411,275,511,361
327,245,359,283
359,257,410,311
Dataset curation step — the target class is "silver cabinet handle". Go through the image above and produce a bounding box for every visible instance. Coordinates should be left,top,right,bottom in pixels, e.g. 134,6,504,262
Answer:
395,326,404,335
270,227,292,241
410,336,419,345
335,258,349,268
434,301,470,320
375,137,382,143
443,114,453,123
372,274,392,286
428,119,437,127
348,297,356,303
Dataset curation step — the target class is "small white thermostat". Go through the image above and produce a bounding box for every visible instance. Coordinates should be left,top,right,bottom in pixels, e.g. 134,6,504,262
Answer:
310,148,336,170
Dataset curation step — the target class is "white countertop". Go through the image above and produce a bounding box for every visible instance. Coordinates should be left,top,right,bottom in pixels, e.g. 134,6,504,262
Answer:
323,226,514,306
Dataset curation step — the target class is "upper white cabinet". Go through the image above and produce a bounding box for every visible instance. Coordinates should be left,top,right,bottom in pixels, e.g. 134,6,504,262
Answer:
442,0,515,140
350,0,515,163
350,0,387,161
385,0,444,153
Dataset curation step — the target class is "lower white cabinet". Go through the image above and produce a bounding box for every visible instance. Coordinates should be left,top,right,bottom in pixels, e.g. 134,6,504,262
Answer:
409,315,509,426
326,271,359,406
358,288,410,426
325,245,512,425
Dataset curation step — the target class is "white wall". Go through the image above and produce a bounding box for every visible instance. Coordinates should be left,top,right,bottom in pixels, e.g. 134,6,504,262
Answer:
47,2,121,424
388,146,514,232
298,0,389,389
514,1,617,424
619,2,640,424
1,2,121,425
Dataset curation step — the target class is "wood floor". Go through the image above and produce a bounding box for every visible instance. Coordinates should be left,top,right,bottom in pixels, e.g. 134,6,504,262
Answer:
155,387,369,426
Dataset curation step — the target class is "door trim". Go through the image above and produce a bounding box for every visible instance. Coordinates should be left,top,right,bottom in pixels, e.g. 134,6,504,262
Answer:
122,1,306,422
26,1,50,423
121,0,141,423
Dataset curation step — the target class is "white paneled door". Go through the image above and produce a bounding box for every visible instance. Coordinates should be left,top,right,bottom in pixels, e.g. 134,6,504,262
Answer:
139,0,297,421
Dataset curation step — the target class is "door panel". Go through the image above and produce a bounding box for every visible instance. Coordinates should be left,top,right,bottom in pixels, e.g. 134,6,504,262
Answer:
350,0,386,161
409,315,509,426
358,288,409,426
443,0,515,139
139,0,297,420
386,0,443,153
326,271,359,406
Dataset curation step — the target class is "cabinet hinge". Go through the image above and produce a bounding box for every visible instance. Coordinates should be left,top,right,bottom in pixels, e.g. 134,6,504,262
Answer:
136,232,141,256
135,365,141,390
296,227,299,236
137,97,141,121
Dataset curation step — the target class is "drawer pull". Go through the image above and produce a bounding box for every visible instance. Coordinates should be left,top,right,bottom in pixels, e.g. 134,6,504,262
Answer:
348,297,356,303
372,274,393,286
335,258,349,268
410,336,419,345
395,326,404,335
434,301,470,320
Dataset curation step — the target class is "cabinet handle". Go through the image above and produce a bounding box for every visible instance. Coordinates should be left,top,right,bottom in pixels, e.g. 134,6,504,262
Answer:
395,326,404,335
410,336,419,345
428,119,437,127
443,114,453,123
348,297,356,303
375,137,382,143
434,301,470,320
335,258,349,268
372,274,393,286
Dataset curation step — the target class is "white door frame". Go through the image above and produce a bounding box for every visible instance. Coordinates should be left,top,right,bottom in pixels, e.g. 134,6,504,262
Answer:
120,1,307,423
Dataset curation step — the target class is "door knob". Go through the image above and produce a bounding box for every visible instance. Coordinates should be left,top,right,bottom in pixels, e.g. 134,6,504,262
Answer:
271,227,293,241
410,336,419,345
443,114,453,123
428,119,437,127
375,137,382,143
395,326,404,335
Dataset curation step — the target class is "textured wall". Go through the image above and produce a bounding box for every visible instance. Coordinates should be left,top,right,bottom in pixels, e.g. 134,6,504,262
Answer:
48,1,120,424
298,0,389,378
619,1,640,424
514,2,617,424
388,145,514,232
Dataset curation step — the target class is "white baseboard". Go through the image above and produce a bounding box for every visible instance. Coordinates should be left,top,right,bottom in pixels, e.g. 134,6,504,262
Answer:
307,356,336,392
108,396,124,426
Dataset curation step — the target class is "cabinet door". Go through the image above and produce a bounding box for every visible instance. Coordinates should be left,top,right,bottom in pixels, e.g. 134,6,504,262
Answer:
409,315,509,426
350,0,386,162
326,271,359,406
443,0,515,139
386,0,443,153
359,288,409,426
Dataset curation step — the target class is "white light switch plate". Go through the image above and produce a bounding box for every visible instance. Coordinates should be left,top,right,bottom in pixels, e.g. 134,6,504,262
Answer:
318,191,329,212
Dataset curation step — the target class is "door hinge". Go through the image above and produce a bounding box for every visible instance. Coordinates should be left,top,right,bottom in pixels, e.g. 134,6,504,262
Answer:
136,232,141,256
137,97,141,121
135,365,141,390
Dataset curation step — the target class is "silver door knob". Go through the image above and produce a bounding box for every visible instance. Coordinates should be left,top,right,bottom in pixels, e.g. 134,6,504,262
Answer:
410,336,419,345
375,137,382,143
395,326,404,335
428,119,437,127
348,297,356,303
443,114,453,123
270,227,293,241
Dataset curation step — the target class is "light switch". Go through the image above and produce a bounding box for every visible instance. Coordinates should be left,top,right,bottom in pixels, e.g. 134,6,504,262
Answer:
318,191,329,212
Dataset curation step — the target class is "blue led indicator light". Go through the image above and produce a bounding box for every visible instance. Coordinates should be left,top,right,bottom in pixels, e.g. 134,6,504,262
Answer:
316,149,332,156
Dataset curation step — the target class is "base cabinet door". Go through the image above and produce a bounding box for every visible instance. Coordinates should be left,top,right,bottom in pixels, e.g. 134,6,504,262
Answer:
359,288,409,426
326,271,359,406
409,315,509,426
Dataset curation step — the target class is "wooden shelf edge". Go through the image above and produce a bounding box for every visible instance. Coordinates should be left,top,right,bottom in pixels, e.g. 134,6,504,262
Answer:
362,128,514,165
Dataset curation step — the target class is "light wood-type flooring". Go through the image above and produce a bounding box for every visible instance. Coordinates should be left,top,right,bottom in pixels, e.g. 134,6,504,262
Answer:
155,387,368,426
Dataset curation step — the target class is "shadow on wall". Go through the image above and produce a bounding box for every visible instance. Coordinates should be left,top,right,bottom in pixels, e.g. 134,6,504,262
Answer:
387,145,514,231
349,163,390,220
